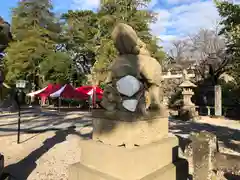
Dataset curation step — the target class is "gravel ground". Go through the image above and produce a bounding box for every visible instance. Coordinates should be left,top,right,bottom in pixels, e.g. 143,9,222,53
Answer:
0,113,239,180
0,125,92,180
195,116,240,156
27,135,81,180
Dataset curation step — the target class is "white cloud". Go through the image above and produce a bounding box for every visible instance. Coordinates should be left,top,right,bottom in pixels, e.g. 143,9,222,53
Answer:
150,9,172,35
151,0,221,49
166,0,198,5
160,35,177,41
148,0,159,8
218,0,240,4
70,0,223,49
71,0,100,10
170,1,220,34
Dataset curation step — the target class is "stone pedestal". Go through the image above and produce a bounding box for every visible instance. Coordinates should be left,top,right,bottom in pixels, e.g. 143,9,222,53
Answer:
180,105,199,121
69,111,189,180
92,115,168,148
191,131,217,180
214,85,222,117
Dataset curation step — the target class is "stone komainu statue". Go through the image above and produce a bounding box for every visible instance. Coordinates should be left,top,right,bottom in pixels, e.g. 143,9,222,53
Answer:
0,16,12,53
101,23,165,115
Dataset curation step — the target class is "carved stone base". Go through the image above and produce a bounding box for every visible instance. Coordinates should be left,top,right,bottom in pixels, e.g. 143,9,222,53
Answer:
179,106,199,121
69,135,189,180
69,159,188,180
93,117,168,148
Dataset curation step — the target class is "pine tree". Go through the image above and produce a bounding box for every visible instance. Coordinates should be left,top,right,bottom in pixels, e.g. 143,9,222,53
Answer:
62,10,99,73
4,0,64,87
61,10,100,86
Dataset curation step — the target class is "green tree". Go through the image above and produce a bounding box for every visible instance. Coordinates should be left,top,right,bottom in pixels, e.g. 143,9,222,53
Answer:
215,0,240,85
40,51,71,84
61,1,165,84
93,0,165,71
11,0,61,42
61,10,99,85
4,0,65,87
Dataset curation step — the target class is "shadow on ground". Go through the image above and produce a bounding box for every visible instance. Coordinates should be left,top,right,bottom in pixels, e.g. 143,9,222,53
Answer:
169,119,240,153
1,125,90,180
0,114,92,139
224,173,240,180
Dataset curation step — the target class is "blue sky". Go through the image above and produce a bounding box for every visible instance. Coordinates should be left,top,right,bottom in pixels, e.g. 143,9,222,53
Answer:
0,0,72,22
1,0,239,49
1,0,18,22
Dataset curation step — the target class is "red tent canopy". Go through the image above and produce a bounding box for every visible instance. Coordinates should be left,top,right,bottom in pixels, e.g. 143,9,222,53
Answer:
50,84,88,100
34,84,62,105
37,84,62,98
75,86,103,100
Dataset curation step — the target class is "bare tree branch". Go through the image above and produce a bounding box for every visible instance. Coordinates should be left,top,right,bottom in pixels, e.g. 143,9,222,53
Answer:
167,28,230,84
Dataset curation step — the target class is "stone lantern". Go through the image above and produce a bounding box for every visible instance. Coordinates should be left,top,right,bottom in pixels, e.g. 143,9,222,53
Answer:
180,80,196,107
179,70,199,120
